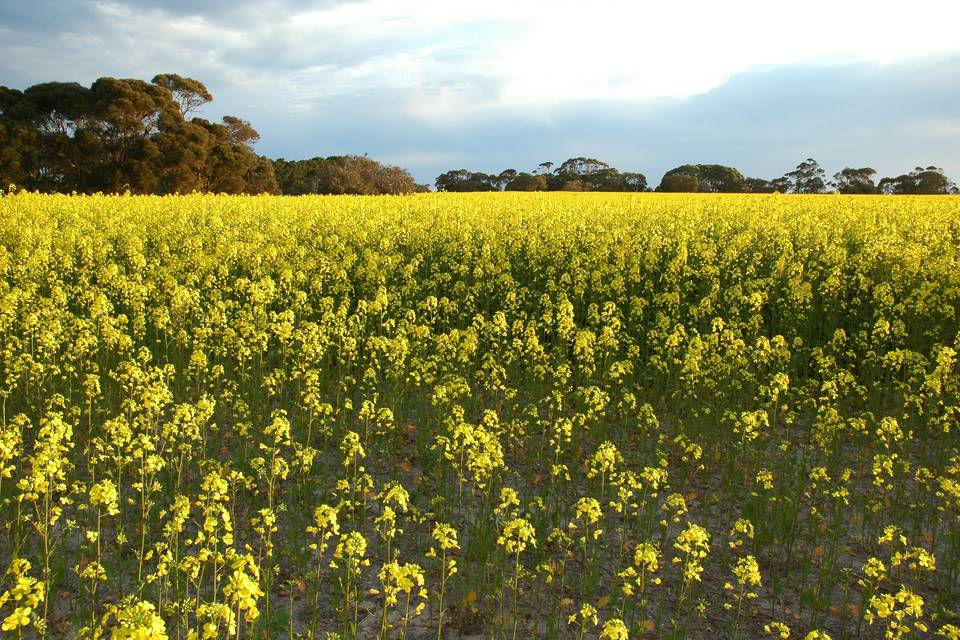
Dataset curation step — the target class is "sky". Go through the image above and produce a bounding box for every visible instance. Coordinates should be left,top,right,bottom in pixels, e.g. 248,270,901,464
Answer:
2,0,959,186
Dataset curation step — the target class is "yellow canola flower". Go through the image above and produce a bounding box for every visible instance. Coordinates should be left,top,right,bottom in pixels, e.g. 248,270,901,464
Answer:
1,606,32,631
634,542,660,574
763,621,791,638
588,441,622,480
495,487,520,516
332,531,369,574
311,504,340,534
379,561,426,607
865,587,926,639
575,496,603,526
567,603,598,627
673,523,711,583
733,555,762,588
340,431,365,466
223,555,264,623
89,479,121,516
432,522,459,551
105,598,168,640
599,618,629,640
498,517,536,555
380,480,410,512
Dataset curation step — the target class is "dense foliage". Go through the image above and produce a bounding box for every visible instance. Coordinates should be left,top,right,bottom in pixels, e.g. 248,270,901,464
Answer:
273,157,424,195
436,159,648,193
0,75,279,195
436,160,958,195
1,192,959,640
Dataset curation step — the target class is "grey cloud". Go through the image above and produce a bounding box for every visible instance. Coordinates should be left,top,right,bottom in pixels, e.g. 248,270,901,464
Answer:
1,0,97,33
0,0,500,107
1,1,957,188
247,57,960,185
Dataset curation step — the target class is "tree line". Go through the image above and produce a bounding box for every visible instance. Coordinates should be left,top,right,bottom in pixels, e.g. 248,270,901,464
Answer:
0,74,278,194
272,156,426,195
436,158,649,192
3,74,957,196
0,74,421,196
436,158,960,194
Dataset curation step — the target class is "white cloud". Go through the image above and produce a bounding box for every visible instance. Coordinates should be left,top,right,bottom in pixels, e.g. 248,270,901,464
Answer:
266,0,960,117
2,0,958,184
482,0,960,105
6,0,958,119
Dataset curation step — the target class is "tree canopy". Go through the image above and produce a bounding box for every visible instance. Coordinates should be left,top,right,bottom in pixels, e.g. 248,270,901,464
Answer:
831,167,878,194
0,74,277,194
435,159,647,192
878,166,957,195
273,156,423,195
3,74,957,198
658,164,748,192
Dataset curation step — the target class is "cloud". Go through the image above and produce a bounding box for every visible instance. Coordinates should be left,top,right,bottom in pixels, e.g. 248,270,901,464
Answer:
246,56,960,185
1,0,959,186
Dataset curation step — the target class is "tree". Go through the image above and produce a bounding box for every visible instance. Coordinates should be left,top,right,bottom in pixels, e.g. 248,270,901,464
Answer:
553,158,646,191
435,170,495,192
782,158,827,194
154,111,212,193
557,157,610,179
534,161,554,175
0,74,278,195
878,166,955,195
745,177,776,193
620,172,648,192
87,77,184,193
151,74,212,117
505,173,547,191
19,82,95,191
586,167,624,191
273,157,326,195
831,167,877,194
194,117,258,193
661,164,747,192
658,174,700,192
771,177,792,193
222,115,260,147
0,117,38,189
274,156,416,195
435,160,645,192
243,156,280,194
559,179,587,191
494,169,518,191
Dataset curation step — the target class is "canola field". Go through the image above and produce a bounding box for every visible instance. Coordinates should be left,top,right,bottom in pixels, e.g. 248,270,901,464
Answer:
0,191,958,640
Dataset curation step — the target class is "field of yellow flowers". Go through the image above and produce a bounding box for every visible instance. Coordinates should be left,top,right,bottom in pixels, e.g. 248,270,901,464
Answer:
0,191,958,640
